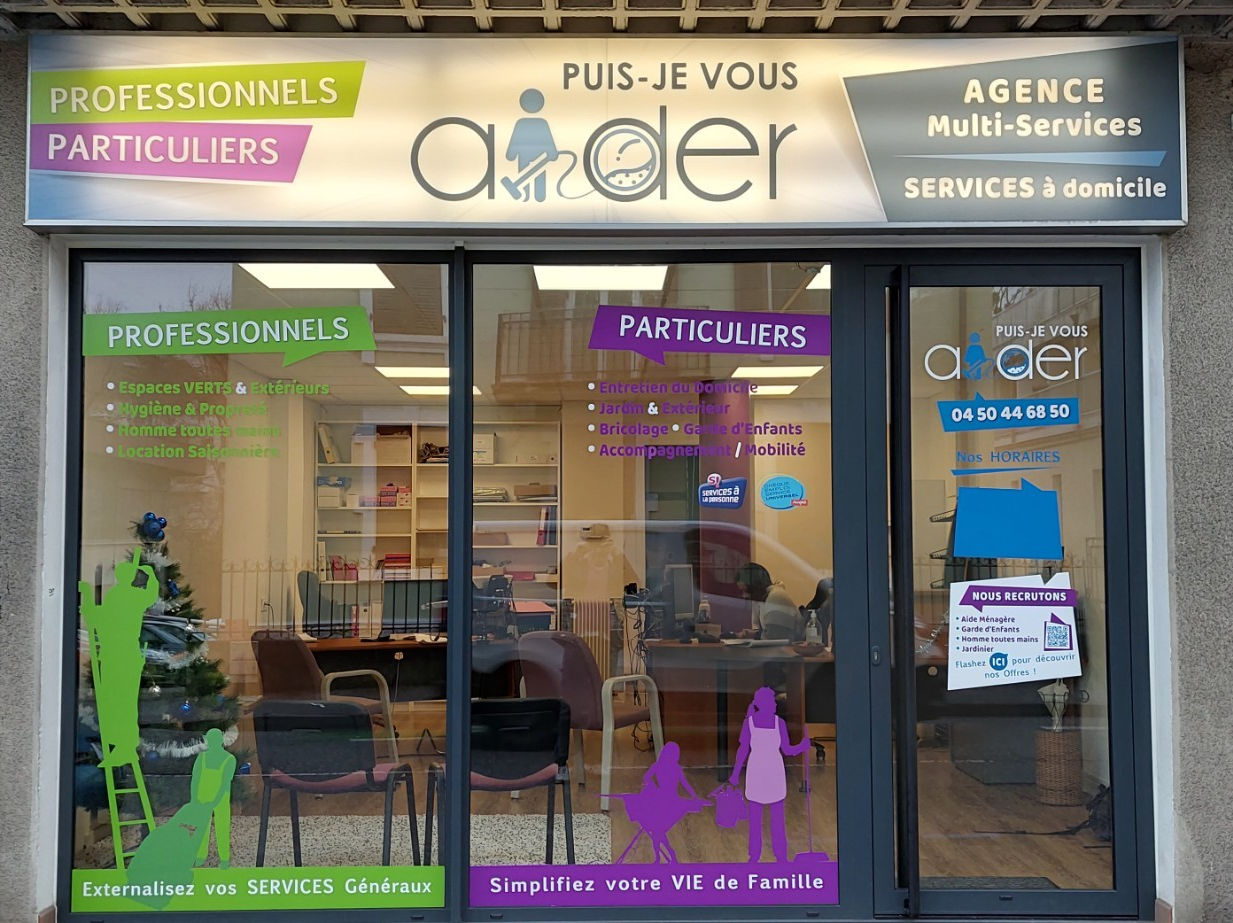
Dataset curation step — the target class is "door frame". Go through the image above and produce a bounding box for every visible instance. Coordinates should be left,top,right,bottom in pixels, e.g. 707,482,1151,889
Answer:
866,251,1154,920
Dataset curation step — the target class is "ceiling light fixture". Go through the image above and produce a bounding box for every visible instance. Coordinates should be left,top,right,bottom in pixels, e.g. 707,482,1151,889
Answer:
400,385,483,396
533,265,668,291
240,263,394,290
805,265,832,291
376,367,450,379
750,384,800,396
731,365,824,379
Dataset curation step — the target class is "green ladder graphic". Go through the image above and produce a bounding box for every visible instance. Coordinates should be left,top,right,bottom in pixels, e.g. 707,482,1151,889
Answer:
85,614,156,870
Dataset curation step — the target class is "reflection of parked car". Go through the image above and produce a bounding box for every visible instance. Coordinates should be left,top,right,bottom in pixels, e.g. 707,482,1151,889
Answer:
470,515,828,635
139,619,208,665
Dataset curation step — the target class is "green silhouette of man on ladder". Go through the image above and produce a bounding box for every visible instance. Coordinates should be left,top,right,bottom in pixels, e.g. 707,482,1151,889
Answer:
80,547,157,769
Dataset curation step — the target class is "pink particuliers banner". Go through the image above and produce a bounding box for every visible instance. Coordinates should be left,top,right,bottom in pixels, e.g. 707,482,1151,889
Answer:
29,122,311,182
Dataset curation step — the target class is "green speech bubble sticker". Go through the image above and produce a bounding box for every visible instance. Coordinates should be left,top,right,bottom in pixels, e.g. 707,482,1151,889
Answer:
84,306,377,366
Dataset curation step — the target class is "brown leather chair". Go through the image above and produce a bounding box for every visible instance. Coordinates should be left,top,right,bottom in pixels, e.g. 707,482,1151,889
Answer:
518,630,663,811
250,630,397,761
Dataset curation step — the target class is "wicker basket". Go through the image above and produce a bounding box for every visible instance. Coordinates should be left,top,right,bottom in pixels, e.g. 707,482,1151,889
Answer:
1035,727,1084,805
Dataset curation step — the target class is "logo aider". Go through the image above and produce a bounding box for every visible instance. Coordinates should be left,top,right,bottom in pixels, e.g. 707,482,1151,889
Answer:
924,331,1088,383
408,86,797,204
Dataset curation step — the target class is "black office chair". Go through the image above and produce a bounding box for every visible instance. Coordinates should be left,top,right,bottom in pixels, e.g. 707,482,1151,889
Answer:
252,699,421,867
424,698,573,865
472,575,514,636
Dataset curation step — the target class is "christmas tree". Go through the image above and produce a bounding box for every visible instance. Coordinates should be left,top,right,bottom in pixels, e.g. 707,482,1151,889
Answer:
128,512,247,811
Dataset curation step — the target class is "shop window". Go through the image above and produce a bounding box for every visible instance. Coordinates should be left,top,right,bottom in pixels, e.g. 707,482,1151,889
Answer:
72,260,449,914
464,261,838,910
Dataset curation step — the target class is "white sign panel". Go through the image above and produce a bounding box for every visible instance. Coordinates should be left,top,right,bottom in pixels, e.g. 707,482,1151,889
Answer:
26,35,1183,229
947,573,1081,691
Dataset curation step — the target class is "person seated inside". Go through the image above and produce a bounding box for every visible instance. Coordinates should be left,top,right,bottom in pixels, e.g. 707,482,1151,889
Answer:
734,562,802,641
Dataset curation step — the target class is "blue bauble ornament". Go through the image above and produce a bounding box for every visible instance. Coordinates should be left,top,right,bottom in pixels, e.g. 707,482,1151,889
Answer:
139,512,169,541
167,580,180,598
180,701,193,714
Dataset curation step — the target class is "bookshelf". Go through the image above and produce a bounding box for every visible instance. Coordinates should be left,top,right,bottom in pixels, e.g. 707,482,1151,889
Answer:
314,416,561,604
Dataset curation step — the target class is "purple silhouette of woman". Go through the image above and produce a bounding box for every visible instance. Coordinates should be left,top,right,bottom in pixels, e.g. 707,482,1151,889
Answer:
728,686,811,863
613,741,707,864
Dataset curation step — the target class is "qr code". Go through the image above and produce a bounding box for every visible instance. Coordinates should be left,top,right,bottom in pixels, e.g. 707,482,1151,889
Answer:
1044,622,1072,651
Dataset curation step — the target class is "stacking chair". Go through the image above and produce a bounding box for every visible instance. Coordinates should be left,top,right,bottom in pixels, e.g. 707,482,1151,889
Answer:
252,699,421,867
424,698,574,865
518,630,664,810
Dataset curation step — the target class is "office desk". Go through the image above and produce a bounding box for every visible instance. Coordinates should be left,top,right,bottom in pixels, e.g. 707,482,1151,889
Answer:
308,637,520,701
645,640,834,781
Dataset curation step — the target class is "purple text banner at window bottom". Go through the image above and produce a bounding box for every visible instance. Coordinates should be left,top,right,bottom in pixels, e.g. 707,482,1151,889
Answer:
470,861,839,907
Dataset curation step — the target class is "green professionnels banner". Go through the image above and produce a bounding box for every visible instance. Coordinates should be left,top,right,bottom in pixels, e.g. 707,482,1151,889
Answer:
72,866,444,913
30,61,365,124
83,306,377,366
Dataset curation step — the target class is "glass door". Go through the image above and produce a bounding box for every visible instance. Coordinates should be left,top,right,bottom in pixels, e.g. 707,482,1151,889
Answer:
875,259,1149,919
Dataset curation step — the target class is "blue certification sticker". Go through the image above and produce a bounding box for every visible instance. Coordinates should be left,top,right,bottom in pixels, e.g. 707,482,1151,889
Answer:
760,475,807,511
699,473,747,509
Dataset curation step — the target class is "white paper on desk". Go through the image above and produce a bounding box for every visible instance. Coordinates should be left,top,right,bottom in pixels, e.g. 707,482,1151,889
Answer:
720,639,750,646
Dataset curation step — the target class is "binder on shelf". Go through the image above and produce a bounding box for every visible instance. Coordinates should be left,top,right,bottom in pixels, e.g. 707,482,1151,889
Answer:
532,505,547,547
317,423,338,464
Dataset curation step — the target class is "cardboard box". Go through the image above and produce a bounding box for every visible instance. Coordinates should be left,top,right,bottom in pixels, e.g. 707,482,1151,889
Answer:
474,432,495,465
316,486,343,507
376,434,414,466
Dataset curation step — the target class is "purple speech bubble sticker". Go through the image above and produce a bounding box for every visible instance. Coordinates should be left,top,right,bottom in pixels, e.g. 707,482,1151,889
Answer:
588,305,830,366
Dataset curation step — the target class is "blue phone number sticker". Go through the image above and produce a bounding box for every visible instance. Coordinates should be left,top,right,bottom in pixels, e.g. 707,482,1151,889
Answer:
937,393,1079,433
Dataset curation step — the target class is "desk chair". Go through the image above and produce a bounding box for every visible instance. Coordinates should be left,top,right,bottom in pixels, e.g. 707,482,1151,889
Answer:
472,575,514,636
250,630,398,761
252,700,421,868
518,630,664,811
423,697,574,865
296,571,356,638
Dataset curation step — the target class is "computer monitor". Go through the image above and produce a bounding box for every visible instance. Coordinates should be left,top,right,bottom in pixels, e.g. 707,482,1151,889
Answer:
664,564,695,622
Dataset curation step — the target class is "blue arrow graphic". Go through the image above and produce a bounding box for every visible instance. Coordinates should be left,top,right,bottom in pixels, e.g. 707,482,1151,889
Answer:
953,479,1063,560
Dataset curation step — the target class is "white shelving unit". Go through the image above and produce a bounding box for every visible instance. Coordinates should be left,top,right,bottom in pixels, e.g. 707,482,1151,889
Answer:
314,417,561,604
471,421,560,604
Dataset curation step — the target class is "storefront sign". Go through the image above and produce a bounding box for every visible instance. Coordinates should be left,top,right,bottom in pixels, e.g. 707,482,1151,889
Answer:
26,35,1183,229
947,574,1081,690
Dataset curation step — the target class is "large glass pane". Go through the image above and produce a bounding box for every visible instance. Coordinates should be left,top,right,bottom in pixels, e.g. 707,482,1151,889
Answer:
467,261,838,910
907,285,1112,890
73,261,446,913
